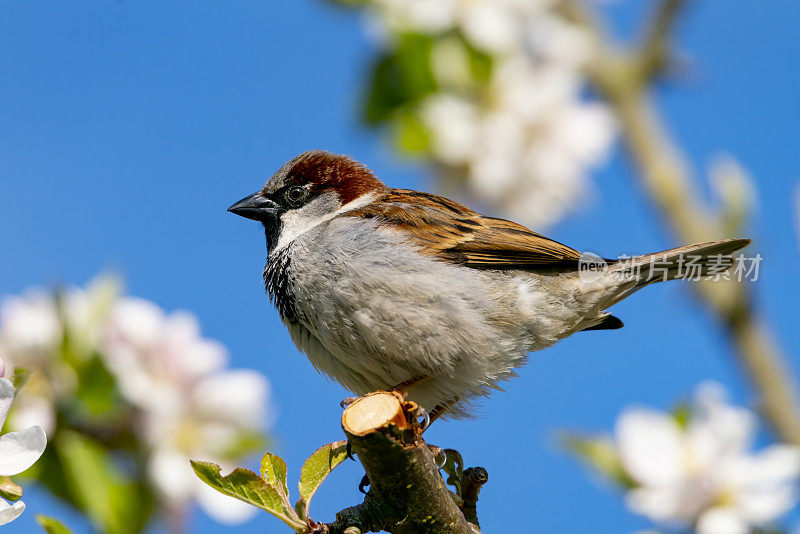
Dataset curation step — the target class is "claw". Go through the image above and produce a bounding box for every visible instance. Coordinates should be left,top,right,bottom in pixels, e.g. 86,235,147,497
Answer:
340,396,359,409
434,448,447,469
345,441,357,461
416,407,431,432
358,474,370,494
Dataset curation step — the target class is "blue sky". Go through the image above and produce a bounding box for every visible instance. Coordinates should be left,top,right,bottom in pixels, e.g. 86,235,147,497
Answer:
1,0,799,532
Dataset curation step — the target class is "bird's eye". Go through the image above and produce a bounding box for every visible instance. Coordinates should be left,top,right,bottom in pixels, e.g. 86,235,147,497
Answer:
286,186,307,204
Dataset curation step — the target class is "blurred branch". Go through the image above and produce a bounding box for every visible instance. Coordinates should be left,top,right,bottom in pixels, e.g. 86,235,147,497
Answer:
638,0,688,78
326,392,480,534
561,0,800,444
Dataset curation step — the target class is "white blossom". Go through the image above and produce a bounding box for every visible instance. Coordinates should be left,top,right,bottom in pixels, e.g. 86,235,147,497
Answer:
615,382,800,533
0,291,61,368
102,298,270,524
0,282,272,525
0,291,62,436
0,279,117,435
0,371,47,525
367,0,615,228
371,0,557,50
102,298,227,414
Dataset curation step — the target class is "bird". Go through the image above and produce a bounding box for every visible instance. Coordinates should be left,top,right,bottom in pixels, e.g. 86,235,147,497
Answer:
228,150,750,421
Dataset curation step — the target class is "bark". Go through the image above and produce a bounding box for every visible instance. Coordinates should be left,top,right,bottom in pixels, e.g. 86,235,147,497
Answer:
325,392,479,534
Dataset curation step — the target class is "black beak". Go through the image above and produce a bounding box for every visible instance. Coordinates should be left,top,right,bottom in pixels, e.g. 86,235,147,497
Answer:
228,192,281,222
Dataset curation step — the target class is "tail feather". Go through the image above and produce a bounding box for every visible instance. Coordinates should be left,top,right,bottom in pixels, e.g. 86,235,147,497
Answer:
578,238,750,334
609,238,751,286
580,314,624,332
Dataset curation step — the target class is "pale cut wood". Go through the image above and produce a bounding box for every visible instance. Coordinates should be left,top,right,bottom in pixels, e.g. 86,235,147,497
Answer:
342,391,409,436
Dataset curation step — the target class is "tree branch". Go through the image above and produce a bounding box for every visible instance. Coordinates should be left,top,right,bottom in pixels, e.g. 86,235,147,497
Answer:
561,0,800,444
325,392,480,534
638,0,689,79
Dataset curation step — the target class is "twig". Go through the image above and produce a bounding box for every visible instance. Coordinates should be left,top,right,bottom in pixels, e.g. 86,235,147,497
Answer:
562,0,800,444
459,468,488,527
638,0,689,79
326,392,479,534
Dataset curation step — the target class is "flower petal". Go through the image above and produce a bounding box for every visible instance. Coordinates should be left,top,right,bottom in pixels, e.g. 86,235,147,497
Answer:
9,396,56,435
0,425,47,476
148,447,197,501
192,370,270,427
0,378,13,430
625,486,685,522
726,446,800,522
616,408,684,486
689,382,755,463
696,507,748,534
745,445,800,485
736,482,798,524
0,499,25,525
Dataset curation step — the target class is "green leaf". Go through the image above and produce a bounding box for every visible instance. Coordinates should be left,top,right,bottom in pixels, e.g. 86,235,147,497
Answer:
562,434,636,489
56,431,144,534
394,111,431,155
191,461,305,532
363,33,438,125
260,452,293,514
464,40,493,86
295,441,349,519
10,368,29,390
37,515,73,534
71,355,123,417
439,449,464,497
23,447,79,512
260,452,289,496
59,275,120,363
671,401,691,429
0,477,22,501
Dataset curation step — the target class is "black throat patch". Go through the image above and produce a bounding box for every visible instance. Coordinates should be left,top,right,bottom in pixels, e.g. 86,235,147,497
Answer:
264,248,298,324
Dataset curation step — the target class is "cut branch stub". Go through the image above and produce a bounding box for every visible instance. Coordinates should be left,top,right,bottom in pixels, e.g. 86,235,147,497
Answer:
330,391,477,534
342,391,411,436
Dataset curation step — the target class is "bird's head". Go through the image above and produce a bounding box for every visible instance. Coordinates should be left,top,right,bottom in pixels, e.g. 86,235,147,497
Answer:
228,150,388,251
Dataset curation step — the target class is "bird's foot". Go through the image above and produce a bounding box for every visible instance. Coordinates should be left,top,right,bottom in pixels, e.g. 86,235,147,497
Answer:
345,441,357,462
358,474,370,494
415,406,431,432
339,396,359,409
415,398,459,434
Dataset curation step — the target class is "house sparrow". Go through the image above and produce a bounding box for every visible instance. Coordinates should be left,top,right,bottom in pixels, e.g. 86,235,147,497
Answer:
229,150,750,420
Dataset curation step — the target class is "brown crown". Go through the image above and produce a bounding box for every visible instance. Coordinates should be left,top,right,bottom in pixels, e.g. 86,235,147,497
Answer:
286,151,388,205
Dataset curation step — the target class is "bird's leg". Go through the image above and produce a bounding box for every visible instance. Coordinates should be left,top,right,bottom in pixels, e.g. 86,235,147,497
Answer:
389,375,432,395
422,397,460,433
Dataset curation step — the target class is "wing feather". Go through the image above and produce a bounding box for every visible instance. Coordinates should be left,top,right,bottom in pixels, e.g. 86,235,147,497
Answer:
345,189,581,270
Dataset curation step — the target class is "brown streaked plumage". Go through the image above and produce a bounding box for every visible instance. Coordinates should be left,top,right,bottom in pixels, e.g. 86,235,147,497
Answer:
345,189,583,270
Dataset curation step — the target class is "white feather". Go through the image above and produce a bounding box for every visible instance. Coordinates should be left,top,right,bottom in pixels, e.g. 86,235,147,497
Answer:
273,191,381,252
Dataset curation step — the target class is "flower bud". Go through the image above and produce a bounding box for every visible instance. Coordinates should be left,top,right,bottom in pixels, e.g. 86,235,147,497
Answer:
0,357,5,378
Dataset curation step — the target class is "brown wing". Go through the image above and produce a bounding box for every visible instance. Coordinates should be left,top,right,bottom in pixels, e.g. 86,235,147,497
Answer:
346,189,581,270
